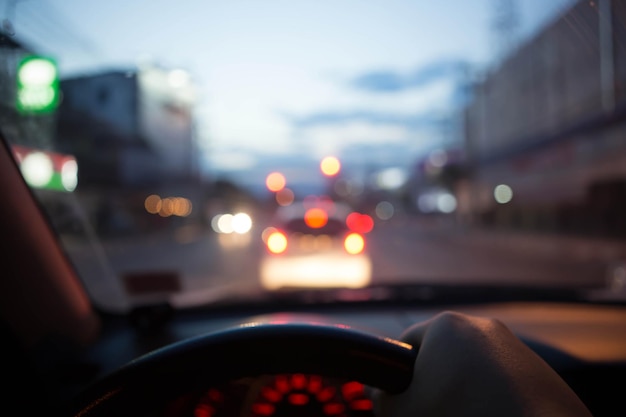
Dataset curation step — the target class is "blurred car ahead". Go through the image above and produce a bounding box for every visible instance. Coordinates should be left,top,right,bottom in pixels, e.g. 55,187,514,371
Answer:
259,200,373,290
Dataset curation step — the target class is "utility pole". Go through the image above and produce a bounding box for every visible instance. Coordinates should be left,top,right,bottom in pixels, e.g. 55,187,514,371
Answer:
2,0,30,36
598,0,615,113
490,0,520,65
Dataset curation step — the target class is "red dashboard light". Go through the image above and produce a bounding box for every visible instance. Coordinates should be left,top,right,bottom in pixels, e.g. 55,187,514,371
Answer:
288,393,309,406
262,387,282,403
341,381,364,401
247,374,373,417
323,403,345,415
291,373,307,390
194,404,214,417
350,399,373,411
275,375,290,393
307,375,322,393
252,403,275,416
316,386,335,402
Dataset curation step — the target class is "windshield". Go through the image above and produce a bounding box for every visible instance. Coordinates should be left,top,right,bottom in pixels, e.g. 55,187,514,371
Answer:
2,0,626,312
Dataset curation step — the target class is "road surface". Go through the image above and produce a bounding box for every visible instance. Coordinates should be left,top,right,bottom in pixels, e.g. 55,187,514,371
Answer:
62,214,624,311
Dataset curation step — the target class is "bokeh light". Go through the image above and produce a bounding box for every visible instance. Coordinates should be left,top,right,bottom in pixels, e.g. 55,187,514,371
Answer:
375,201,394,220
262,226,278,243
212,212,251,233
276,188,295,206
267,231,288,254
376,167,406,189
304,208,328,229
346,212,374,234
61,159,78,191
147,196,192,217
232,212,252,234
159,198,175,217
172,197,193,217
437,194,457,213
144,194,162,214
320,156,341,176
21,152,53,188
216,214,234,233
344,233,365,254
494,184,513,204
266,172,286,192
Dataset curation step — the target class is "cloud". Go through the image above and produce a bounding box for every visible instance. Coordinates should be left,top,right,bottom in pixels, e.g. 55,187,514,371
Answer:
289,110,447,130
282,97,457,166
338,134,443,168
351,59,469,93
278,60,470,162
205,59,471,192
205,125,447,197
209,152,327,198
301,121,412,159
208,151,258,171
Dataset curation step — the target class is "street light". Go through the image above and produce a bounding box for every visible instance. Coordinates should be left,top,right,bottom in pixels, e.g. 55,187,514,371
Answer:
265,172,286,192
320,156,340,176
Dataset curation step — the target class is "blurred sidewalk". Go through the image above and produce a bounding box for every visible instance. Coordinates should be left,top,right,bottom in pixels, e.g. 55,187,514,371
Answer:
452,227,626,264
396,215,626,264
60,223,210,255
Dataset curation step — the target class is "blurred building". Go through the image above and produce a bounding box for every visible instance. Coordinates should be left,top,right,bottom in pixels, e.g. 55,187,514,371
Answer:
56,65,206,235
463,0,626,237
330,62,474,218
57,66,197,185
404,147,466,215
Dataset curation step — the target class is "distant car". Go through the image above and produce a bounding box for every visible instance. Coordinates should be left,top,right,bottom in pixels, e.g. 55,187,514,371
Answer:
259,200,373,290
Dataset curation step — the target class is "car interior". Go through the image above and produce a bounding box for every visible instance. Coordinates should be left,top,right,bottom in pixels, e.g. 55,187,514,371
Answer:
1,132,626,417
2,1,626,417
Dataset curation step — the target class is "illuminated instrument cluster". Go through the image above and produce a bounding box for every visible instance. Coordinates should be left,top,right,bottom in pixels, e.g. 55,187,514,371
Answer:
166,374,376,417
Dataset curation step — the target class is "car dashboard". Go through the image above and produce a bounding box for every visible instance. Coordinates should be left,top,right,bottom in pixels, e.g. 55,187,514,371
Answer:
66,299,626,417
165,373,375,417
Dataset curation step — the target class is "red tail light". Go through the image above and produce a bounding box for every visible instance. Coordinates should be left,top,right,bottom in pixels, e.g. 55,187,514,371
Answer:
346,212,374,234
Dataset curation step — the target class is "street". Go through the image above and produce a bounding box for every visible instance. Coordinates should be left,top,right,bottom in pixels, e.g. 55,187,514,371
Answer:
62,214,626,311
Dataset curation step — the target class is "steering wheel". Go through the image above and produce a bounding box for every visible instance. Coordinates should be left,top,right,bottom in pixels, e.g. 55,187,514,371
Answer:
65,323,418,417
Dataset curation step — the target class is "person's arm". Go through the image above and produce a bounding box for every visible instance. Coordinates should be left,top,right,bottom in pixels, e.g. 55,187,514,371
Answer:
376,311,593,417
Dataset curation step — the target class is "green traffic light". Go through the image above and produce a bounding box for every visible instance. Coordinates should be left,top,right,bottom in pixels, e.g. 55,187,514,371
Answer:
16,55,59,113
